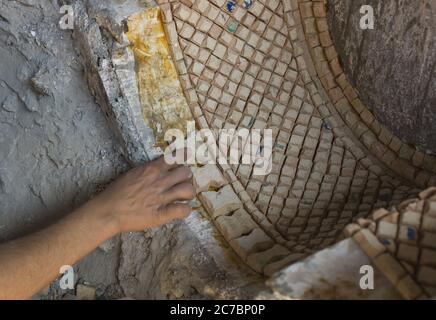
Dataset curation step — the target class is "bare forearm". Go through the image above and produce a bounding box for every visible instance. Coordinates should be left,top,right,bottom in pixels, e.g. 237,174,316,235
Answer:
0,158,193,300
0,200,119,300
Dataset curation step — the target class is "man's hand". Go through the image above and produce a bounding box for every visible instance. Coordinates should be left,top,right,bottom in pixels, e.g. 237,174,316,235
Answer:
91,157,195,232
0,157,195,299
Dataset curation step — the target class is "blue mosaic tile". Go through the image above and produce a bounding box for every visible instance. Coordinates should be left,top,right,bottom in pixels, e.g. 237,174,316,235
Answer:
322,121,333,131
226,1,236,12
243,0,254,9
381,238,391,246
407,226,416,240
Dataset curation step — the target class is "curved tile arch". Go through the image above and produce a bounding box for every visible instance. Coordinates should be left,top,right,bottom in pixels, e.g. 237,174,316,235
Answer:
154,0,428,275
345,187,436,299
291,0,436,188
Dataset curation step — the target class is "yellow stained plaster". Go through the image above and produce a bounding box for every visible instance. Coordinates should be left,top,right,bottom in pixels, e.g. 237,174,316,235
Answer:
126,8,193,147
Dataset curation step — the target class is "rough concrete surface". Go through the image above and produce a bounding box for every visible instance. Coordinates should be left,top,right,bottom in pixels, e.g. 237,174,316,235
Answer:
117,211,267,299
0,0,130,299
328,0,436,154
268,238,401,299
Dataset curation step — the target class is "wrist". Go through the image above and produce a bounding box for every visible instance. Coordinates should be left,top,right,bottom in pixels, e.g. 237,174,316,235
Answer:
78,198,122,238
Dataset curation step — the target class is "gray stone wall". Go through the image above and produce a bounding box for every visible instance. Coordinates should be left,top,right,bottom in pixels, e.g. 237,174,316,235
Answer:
328,0,436,154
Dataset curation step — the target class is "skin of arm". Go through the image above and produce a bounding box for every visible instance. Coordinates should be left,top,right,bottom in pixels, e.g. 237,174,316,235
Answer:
0,157,195,300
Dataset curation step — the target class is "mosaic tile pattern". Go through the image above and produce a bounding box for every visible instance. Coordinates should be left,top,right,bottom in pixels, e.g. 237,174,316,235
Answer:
295,0,436,188
149,0,436,276
346,187,436,299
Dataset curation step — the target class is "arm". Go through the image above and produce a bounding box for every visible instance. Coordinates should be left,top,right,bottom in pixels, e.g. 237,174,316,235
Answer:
0,157,195,300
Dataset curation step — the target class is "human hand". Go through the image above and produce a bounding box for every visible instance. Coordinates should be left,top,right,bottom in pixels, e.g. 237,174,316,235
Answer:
90,157,195,233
